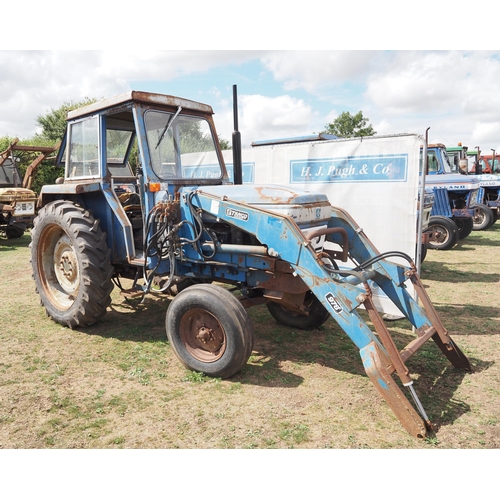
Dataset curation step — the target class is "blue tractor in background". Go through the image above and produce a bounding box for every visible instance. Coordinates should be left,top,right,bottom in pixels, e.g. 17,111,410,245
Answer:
447,144,500,230
29,89,471,438
424,143,481,250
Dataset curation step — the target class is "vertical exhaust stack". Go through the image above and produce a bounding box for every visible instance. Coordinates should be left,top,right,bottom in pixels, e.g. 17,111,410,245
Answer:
232,84,243,185
474,146,482,175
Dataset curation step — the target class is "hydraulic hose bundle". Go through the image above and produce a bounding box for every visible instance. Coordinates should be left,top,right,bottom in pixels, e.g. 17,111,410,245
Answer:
142,203,177,294
142,191,217,295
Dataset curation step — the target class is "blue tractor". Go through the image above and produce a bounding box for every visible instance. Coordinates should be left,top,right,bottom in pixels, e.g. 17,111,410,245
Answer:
449,145,500,230
30,89,471,438
424,143,481,250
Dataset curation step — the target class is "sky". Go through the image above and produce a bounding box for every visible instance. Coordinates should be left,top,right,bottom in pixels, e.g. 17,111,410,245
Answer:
2,48,500,156
3,1,500,157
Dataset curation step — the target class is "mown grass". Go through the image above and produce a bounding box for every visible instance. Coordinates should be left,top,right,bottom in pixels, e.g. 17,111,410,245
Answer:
0,226,499,449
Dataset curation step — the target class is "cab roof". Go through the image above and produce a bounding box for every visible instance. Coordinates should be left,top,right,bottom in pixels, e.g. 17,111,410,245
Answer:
66,91,214,121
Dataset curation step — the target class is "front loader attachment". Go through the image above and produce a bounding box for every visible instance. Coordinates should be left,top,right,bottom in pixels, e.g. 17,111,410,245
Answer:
185,190,472,438
291,206,472,437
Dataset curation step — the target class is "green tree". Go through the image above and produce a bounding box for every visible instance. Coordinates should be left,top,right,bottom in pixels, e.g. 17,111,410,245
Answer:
0,136,17,153
219,136,231,150
36,97,99,142
323,111,376,138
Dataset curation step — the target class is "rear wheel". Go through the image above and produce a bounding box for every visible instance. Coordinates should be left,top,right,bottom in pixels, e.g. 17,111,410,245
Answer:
166,284,254,378
472,204,495,231
427,216,459,250
266,291,330,330
30,200,114,328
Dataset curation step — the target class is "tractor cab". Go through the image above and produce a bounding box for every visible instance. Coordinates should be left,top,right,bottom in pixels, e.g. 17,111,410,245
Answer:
47,91,230,267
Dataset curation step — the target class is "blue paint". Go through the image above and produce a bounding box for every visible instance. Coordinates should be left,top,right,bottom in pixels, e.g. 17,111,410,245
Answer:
377,378,388,390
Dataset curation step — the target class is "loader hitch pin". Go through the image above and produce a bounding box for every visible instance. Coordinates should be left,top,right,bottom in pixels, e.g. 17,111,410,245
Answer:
405,381,433,430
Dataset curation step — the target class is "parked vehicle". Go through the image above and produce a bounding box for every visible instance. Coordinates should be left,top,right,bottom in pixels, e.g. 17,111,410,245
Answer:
480,154,500,174
446,143,471,174
29,89,471,438
0,139,59,239
446,144,499,229
424,143,480,248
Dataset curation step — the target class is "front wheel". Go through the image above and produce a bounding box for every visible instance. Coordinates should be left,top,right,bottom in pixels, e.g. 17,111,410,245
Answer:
427,216,459,250
30,200,114,328
472,204,495,231
454,217,474,240
5,226,25,239
165,284,254,378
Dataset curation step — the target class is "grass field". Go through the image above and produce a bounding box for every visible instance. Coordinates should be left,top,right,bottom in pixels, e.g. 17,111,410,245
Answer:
0,225,499,450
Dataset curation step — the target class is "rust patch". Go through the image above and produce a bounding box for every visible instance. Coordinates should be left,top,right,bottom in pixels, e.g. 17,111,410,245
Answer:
254,186,296,204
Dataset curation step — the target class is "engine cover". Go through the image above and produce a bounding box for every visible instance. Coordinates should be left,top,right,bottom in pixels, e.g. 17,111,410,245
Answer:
199,184,332,227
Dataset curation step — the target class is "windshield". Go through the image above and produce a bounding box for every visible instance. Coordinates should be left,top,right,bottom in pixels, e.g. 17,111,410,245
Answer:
447,151,461,173
492,158,500,173
144,110,222,180
426,150,440,173
0,158,23,187
440,149,453,173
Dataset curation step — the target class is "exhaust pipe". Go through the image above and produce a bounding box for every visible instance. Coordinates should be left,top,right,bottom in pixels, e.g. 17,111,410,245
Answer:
232,84,243,185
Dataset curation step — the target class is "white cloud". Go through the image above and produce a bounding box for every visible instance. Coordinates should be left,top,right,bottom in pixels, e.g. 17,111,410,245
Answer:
262,50,379,93
214,93,318,146
97,51,265,81
471,122,500,153
0,50,266,138
376,52,500,148
2,49,500,153
365,51,468,114
0,51,129,137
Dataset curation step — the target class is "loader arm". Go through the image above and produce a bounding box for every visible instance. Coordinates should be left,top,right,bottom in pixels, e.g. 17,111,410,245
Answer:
186,188,471,437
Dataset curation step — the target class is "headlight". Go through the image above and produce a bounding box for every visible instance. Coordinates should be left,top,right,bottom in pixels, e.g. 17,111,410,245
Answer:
13,201,35,216
469,190,479,206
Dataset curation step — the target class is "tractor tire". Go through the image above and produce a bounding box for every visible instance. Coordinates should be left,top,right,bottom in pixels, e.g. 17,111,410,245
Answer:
5,226,25,239
266,291,330,330
427,216,459,250
417,243,428,263
30,200,114,328
165,283,254,378
454,217,474,240
472,204,495,231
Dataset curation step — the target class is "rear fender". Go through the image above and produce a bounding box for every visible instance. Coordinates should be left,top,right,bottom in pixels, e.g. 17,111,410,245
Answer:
39,182,136,263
